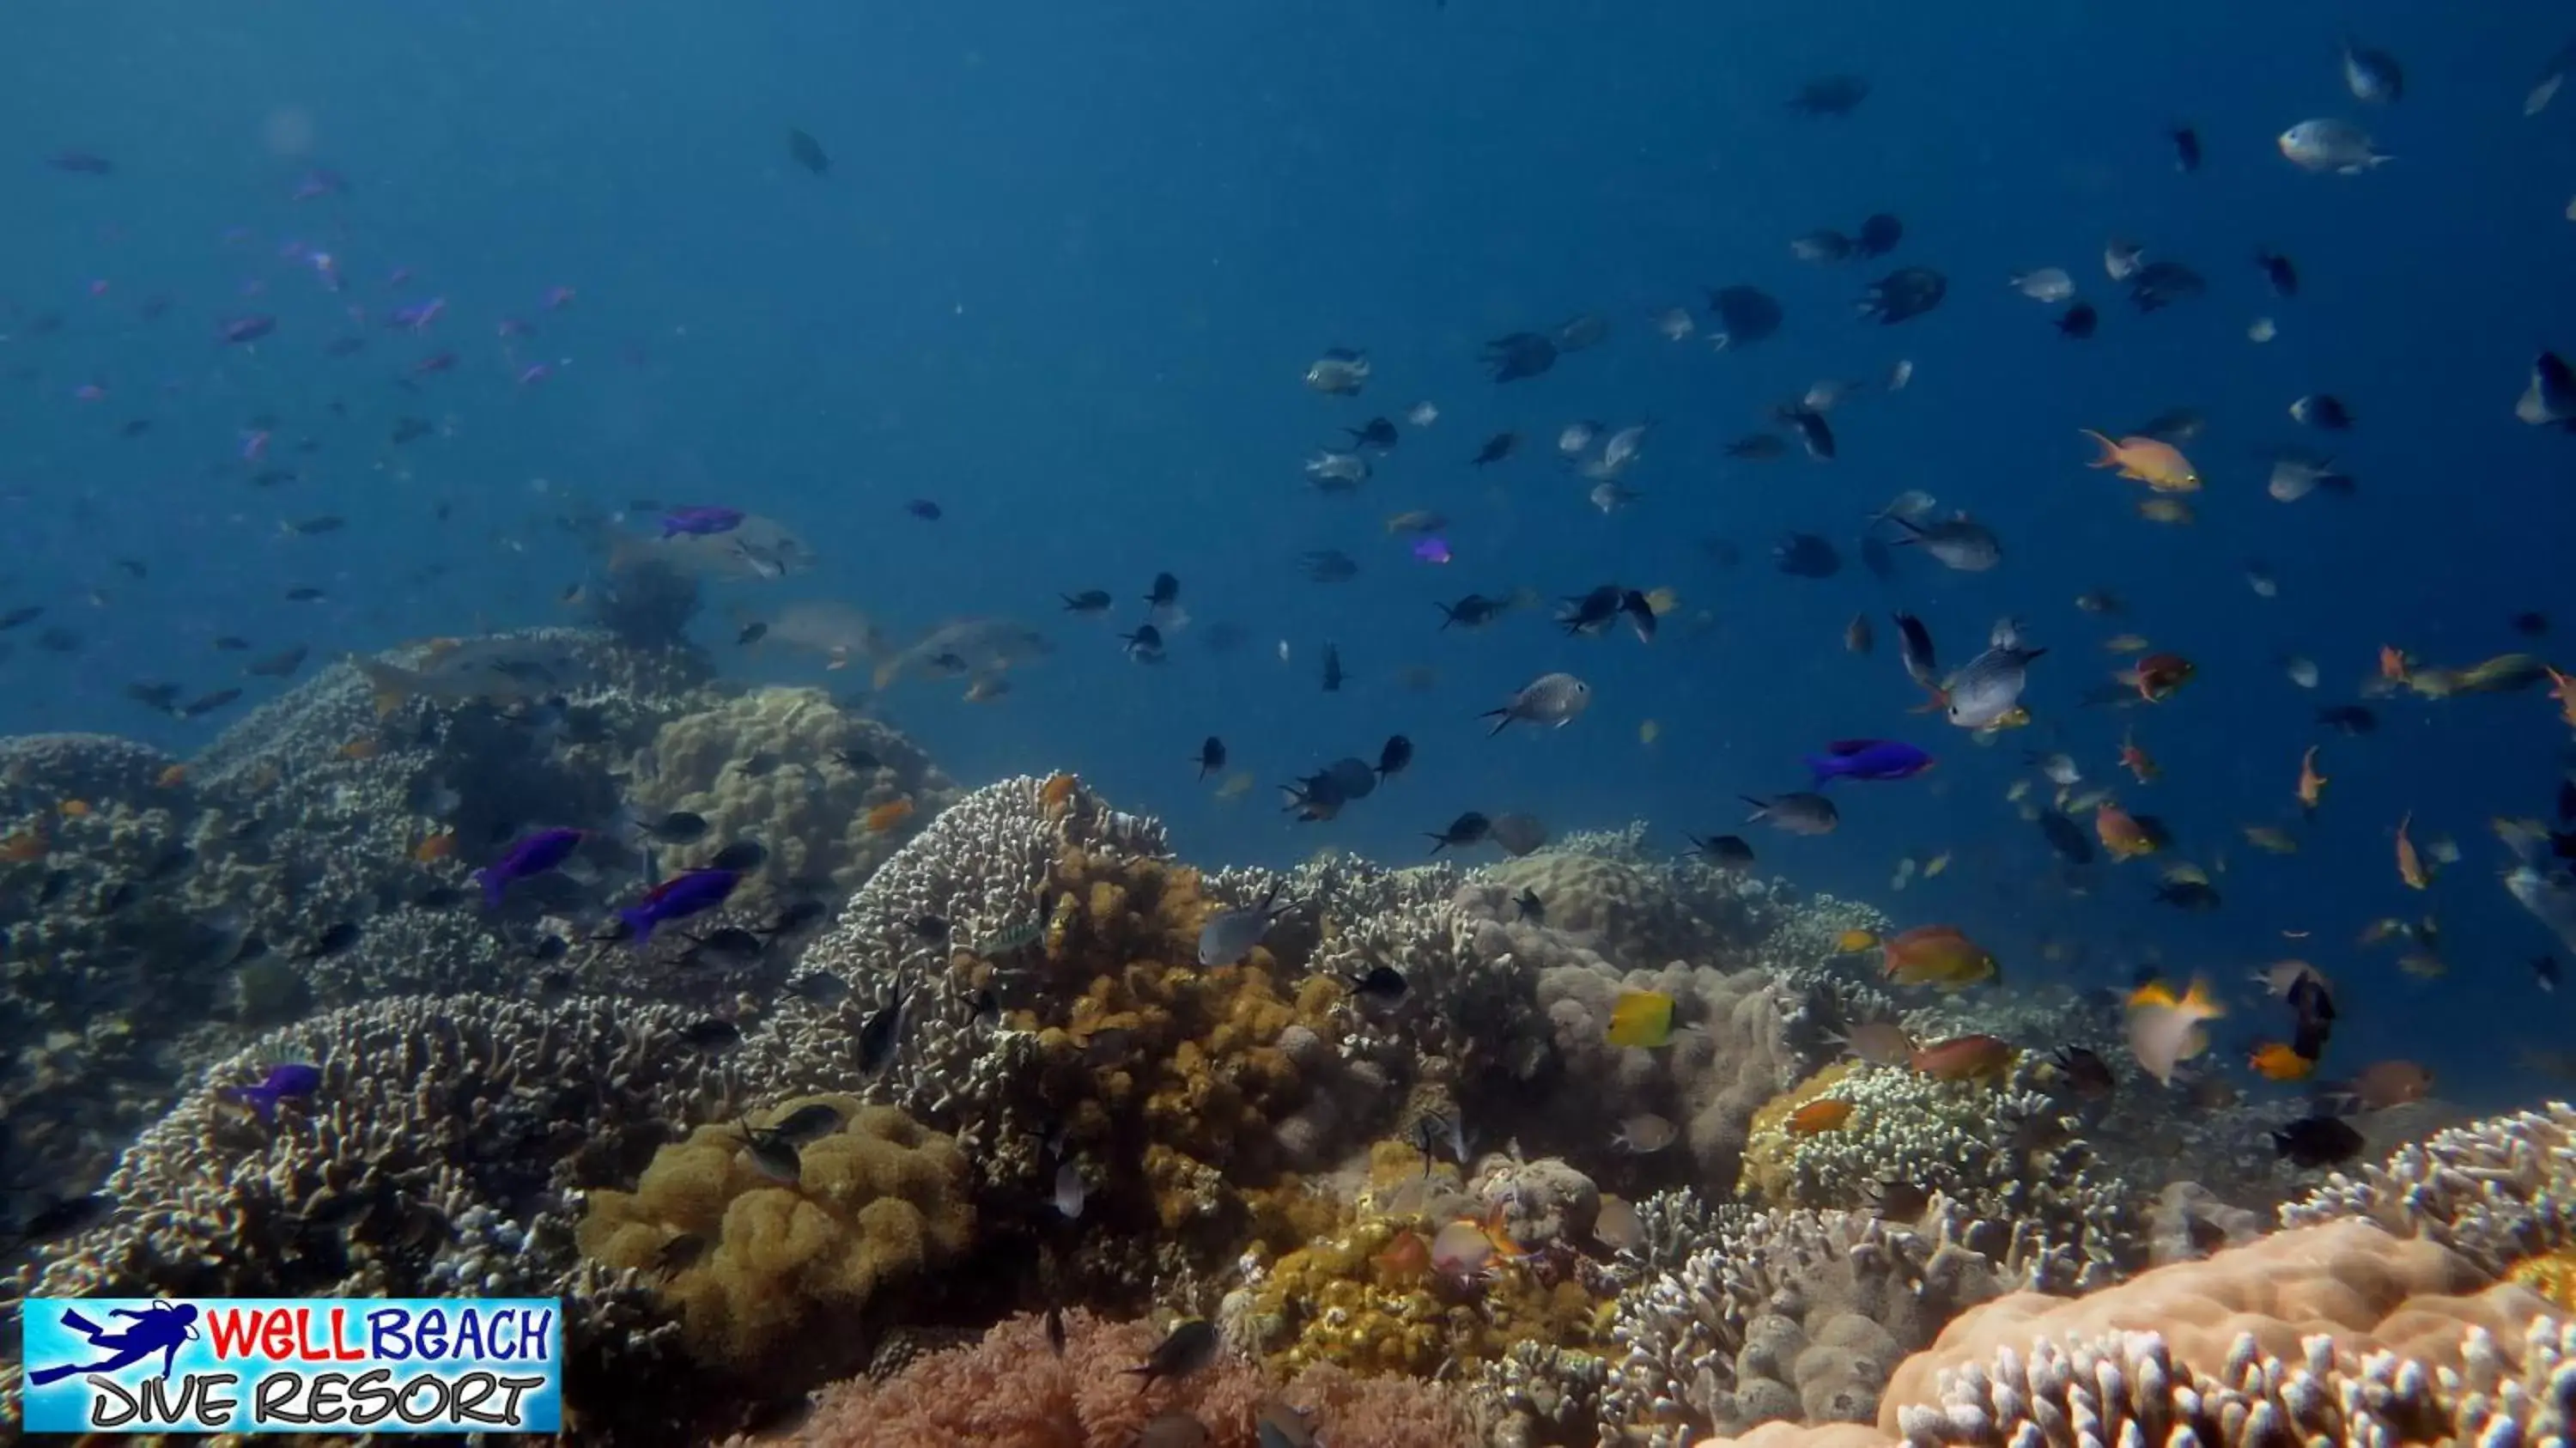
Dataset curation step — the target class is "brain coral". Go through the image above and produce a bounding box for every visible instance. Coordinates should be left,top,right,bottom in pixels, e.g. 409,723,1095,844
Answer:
632,685,959,904
577,1097,975,1382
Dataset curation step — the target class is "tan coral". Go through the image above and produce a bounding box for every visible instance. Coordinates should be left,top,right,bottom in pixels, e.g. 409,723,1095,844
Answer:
632,685,957,904
576,1098,974,1381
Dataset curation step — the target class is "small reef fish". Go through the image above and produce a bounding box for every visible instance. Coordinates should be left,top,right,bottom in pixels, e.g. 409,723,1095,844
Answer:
224,1062,322,1122
2247,1043,2317,1081
2096,803,2159,860
1741,792,1839,835
1807,739,1934,784
1909,1034,2013,1081
2126,977,2223,1085
476,827,584,907
1481,672,1592,735
1127,1319,1220,1384
1786,1098,1855,1134
865,798,914,833
1605,989,1676,1048
619,868,741,944
1880,925,1999,990
350,636,590,718
659,505,745,538
1199,885,1295,967
2081,430,2202,491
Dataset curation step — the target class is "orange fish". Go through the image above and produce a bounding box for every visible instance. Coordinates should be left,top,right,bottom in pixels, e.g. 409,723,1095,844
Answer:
413,830,459,863
1372,1228,1430,1276
2081,430,2202,491
338,736,381,762
1908,1033,2014,1081
2247,1042,2317,1081
2295,746,2326,816
2119,729,2159,782
2123,653,2196,703
1039,773,1077,812
2096,801,2158,860
0,827,46,863
1880,925,2000,990
1786,1098,1856,1134
2549,666,2576,728
2395,812,2429,889
2344,1059,2433,1110
2378,645,2410,683
58,799,91,818
865,797,915,833
154,764,188,789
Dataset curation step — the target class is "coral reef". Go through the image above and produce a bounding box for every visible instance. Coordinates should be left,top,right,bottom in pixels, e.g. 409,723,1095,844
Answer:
735,1306,1478,1448
2281,1098,2576,1272
629,686,959,906
2,991,737,1435
578,1098,975,1381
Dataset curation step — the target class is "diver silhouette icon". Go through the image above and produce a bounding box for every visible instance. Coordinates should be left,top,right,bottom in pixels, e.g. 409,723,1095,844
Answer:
27,1300,201,1386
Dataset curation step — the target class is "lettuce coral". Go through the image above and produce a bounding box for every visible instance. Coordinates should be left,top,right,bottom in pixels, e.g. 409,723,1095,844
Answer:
576,1097,973,1380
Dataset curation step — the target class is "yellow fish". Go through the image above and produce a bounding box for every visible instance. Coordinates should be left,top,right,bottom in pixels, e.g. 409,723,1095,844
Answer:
1605,989,1676,1049
2125,976,2224,1085
1834,928,1878,953
1639,719,1662,746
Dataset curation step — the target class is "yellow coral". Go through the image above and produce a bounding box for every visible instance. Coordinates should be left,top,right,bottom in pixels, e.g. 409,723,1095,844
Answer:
575,1098,973,1378
1740,1061,1862,1206
2505,1244,2576,1310
1249,1201,1609,1379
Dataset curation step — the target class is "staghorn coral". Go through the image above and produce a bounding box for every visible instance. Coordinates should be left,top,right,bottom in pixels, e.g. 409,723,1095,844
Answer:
630,685,959,906
733,1307,1476,1448
577,1097,975,1381
2,992,737,1434
2281,1098,2576,1274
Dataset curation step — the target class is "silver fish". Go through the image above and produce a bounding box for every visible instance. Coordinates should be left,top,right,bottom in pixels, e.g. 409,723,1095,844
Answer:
2518,352,2576,428
1884,514,2001,571
1303,349,1369,395
1741,791,1839,835
2341,38,2403,105
1053,1160,1086,1220
2277,119,2390,174
1303,449,1370,492
1481,672,1591,735
2500,819,2576,958
2009,267,2075,303
1943,644,2046,728
1197,885,1293,967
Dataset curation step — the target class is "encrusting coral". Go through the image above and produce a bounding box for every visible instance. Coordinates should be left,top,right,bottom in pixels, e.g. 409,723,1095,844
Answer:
727,1306,1478,1448
577,1098,975,1381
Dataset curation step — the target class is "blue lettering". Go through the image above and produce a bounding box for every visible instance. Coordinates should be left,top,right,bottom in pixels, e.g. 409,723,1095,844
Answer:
415,1307,448,1360
368,1307,413,1360
453,1307,488,1361
524,1308,556,1361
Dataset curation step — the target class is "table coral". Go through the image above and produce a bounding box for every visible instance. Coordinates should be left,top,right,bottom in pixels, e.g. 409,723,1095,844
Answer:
578,1098,975,1383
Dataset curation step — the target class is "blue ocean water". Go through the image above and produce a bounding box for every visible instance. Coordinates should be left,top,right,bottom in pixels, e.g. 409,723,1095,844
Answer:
3,1,2573,1106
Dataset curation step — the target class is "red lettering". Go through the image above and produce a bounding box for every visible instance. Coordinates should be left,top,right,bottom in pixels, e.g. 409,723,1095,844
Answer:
331,1306,365,1360
205,1307,263,1360
260,1312,296,1360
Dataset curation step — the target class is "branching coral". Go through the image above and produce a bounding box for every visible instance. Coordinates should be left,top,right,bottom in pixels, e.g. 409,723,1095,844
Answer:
2281,1098,2576,1274
577,1098,975,1382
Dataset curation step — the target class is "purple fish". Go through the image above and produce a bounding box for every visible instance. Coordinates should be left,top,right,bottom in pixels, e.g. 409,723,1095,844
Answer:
476,827,584,907
386,297,446,332
48,151,113,176
1412,536,1453,565
660,505,746,538
217,315,276,345
1807,738,1935,784
620,868,740,943
225,1062,322,1122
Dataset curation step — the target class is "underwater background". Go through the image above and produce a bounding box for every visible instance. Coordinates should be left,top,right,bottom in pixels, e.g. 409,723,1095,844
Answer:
7,3,2576,1445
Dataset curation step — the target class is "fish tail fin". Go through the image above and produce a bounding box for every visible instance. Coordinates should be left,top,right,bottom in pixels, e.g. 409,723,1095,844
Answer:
1803,757,1842,787
1906,689,1947,715
1479,709,1513,737
2079,429,2119,466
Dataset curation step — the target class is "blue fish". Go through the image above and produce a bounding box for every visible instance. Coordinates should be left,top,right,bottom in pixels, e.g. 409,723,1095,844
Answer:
620,868,740,943
226,1062,322,1122
476,827,584,907
660,505,746,538
1807,739,1935,784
